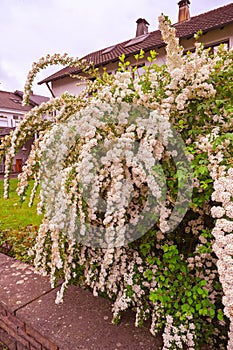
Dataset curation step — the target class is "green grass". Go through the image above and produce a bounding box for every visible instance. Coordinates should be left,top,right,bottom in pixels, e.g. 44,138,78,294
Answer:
0,179,42,230
0,179,42,262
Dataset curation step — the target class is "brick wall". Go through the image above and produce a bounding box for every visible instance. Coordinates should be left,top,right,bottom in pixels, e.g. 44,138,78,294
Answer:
0,304,58,350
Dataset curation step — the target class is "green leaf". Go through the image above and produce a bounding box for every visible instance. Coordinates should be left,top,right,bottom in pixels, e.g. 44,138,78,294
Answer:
119,54,125,62
199,280,207,287
210,308,215,318
217,310,224,321
188,297,193,305
181,303,190,312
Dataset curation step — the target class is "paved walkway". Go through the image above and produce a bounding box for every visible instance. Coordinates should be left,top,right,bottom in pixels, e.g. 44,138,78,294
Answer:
0,253,162,350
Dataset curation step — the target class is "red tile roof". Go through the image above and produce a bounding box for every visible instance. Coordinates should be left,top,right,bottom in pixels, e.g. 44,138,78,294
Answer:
14,90,49,106
174,2,233,37
0,90,49,112
0,127,14,137
0,90,33,112
39,2,233,85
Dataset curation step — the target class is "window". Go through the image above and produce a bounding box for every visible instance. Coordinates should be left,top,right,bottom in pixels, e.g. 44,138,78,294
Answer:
10,98,21,104
124,34,149,48
102,45,116,55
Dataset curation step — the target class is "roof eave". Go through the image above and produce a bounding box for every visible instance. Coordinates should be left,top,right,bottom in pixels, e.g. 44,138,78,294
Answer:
176,19,233,40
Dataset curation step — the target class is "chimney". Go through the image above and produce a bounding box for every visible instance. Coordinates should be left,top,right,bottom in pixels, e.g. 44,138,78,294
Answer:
178,0,190,22
136,18,149,37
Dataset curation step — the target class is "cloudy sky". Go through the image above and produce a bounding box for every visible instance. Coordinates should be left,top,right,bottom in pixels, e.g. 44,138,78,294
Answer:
0,0,232,97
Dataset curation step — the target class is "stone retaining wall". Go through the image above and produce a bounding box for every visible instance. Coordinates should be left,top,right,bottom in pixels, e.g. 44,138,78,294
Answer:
0,304,57,350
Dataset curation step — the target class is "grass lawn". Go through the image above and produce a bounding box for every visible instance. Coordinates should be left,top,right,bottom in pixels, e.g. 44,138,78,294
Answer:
0,178,42,230
0,178,42,262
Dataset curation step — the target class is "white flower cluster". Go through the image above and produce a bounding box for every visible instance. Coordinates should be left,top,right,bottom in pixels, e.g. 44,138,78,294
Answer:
193,127,233,347
158,15,216,119
162,315,196,350
3,92,90,200
26,101,176,302
211,168,233,349
158,15,184,72
23,53,89,105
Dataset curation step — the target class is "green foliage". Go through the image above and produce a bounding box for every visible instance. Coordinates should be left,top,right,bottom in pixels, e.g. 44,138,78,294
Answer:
0,224,37,263
118,54,131,71
194,30,203,41
148,244,216,344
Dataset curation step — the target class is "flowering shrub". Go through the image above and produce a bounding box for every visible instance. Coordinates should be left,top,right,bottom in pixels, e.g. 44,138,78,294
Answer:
1,15,233,349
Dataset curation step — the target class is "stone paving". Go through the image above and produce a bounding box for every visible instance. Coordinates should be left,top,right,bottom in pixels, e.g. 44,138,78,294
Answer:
0,253,163,350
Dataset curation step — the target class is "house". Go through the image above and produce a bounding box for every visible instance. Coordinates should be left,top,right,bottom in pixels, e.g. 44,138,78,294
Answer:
38,1,233,98
0,90,49,173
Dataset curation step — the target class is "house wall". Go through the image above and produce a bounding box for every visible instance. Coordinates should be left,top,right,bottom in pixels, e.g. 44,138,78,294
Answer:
50,23,233,98
0,138,33,173
0,108,33,173
0,109,24,128
52,76,87,97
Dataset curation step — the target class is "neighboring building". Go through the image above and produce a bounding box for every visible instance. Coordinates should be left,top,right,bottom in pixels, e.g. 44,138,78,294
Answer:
0,90,49,173
39,1,233,97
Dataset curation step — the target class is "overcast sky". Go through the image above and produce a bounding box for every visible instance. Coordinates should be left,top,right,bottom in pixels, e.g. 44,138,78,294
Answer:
0,0,232,97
